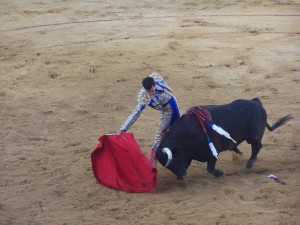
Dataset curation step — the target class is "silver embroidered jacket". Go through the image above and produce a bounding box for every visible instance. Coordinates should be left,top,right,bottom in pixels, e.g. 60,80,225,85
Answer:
120,72,178,150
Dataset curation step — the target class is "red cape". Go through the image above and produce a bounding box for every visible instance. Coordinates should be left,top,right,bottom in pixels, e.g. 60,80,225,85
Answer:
91,133,157,193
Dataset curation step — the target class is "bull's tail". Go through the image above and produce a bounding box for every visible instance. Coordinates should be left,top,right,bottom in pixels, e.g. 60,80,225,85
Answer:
266,114,293,132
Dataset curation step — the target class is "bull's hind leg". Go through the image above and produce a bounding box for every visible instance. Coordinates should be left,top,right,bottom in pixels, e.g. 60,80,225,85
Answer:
231,147,243,161
207,157,223,177
247,141,262,169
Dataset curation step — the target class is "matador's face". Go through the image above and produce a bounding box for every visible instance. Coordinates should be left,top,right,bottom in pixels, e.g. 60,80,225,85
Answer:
146,85,155,96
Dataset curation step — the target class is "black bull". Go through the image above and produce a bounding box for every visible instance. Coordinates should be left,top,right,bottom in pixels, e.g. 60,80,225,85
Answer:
155,98,293,180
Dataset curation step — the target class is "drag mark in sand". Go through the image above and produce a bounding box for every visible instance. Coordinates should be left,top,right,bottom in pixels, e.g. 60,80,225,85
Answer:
1,14,300,33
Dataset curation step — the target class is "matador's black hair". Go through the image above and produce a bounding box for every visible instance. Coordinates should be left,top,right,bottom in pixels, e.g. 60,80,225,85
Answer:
142,77,155,90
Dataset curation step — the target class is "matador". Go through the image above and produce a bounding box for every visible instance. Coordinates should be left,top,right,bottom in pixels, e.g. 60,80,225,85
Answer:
117,72,180,165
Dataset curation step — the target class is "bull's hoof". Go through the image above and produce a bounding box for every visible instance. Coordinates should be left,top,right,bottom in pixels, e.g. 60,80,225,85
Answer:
247,157,257,169
214,169,223,177
177,176,184,180
246,161,254,169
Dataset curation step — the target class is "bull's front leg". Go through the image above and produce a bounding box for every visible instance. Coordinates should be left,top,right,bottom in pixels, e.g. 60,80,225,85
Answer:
207,157,223,177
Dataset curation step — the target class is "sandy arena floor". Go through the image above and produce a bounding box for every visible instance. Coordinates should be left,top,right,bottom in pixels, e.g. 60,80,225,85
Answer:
1,1,300,224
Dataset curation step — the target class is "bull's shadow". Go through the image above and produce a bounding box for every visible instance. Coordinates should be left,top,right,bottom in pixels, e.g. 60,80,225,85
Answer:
156,150,286,194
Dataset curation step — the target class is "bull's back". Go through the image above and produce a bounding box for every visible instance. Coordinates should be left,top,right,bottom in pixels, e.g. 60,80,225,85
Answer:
204,99,267,143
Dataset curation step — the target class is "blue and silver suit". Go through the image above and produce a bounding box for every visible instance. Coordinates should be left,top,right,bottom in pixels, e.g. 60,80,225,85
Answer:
120,72,180,151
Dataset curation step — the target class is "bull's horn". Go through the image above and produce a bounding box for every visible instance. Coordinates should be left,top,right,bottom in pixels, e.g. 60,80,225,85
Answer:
162,147,172,168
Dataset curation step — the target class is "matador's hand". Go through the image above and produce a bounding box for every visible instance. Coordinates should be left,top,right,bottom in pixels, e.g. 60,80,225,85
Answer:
116,130,125,136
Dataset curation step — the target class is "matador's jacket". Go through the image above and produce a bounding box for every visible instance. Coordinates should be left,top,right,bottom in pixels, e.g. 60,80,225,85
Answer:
120,72,180,151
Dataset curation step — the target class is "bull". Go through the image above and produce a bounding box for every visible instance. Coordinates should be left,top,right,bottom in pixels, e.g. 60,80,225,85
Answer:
155,98,292,180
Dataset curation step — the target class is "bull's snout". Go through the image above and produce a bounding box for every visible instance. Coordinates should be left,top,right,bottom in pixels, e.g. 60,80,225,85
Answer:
176,170,187,180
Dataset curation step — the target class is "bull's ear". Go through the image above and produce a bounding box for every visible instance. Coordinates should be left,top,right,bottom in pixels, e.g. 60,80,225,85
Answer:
162,147,172,167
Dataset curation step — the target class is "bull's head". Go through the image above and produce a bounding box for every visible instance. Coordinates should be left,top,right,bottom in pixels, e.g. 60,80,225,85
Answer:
156,147,187,180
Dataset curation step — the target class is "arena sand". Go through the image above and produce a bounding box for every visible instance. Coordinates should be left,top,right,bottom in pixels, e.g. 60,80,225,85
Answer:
1,1,299,224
